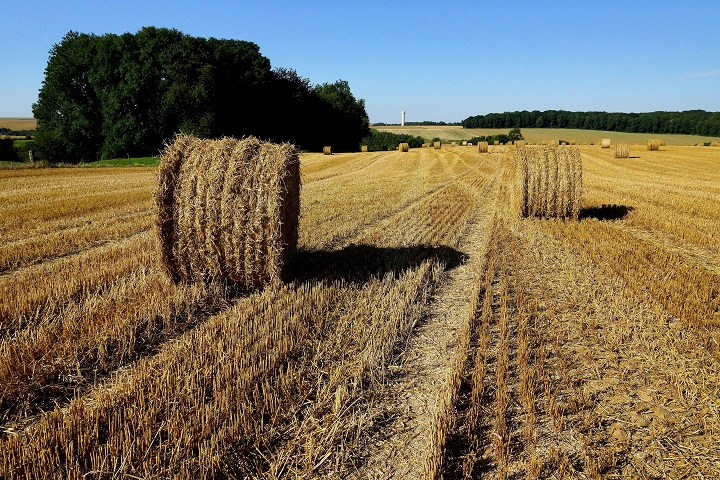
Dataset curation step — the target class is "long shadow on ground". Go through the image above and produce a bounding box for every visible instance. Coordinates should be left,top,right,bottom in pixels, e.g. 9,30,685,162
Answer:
580,204,634,221
290,244,467,284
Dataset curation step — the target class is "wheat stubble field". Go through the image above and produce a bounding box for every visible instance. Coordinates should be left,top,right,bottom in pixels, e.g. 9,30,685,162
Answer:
0,144,719,478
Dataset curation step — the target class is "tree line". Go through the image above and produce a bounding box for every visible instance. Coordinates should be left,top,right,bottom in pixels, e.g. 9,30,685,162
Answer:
461,110,720,137
32,27,369,163
360,130,424,151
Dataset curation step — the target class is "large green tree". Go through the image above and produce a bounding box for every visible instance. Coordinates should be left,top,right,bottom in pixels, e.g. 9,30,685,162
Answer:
33,28,369,162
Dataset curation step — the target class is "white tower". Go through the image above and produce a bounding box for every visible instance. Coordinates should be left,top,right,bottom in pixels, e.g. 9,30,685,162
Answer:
401,111,405,126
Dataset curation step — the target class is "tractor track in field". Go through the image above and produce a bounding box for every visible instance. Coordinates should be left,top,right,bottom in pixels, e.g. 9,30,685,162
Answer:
358,162,501,479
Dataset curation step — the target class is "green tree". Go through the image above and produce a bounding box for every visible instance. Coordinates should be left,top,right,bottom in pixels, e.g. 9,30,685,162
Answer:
508,128,524,142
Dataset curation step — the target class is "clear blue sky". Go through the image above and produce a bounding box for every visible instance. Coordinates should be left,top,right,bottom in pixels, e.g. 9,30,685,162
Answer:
1,0,719,123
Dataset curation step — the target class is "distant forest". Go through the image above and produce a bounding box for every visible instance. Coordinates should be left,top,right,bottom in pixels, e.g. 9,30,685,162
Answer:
461,110,720,137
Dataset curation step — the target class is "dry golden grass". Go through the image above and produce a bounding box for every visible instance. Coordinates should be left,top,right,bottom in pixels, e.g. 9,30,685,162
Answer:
1,144,719,478
0,118,36,131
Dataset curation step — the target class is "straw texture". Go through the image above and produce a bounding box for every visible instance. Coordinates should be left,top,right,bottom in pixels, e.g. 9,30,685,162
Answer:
155,134,301,288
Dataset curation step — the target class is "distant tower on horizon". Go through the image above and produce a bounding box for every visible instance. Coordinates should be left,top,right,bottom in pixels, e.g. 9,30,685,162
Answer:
401,111,405,126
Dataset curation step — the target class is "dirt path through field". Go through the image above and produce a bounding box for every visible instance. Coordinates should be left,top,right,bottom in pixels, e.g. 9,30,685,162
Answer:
358,165,501,479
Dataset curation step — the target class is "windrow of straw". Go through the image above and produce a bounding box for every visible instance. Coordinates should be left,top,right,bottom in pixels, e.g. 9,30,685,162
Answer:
155,134,301,289
434,141,442,149
399,143,409,152
615,143,630,159
323,146,332,155
646,139,661,151
515,145,583,219
478,141,489,153
600,138,611,148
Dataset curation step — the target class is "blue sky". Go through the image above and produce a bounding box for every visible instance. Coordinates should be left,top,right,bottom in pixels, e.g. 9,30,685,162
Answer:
1,0,719,123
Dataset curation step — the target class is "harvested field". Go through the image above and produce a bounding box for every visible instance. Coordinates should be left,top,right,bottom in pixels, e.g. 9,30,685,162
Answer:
0,145,719,478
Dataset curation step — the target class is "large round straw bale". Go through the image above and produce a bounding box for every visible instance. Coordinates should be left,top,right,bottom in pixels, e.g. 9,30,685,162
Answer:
323,146,332,155
646,139,661,151
515,145,583,219
155,134,301,288
478,141,489,153
361,145,369,152
615,143,630,158
399,142,409,152
434,141,442,149
600,139,611,148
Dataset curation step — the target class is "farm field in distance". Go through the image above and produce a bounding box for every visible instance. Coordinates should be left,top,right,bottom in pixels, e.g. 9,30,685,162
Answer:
0,144,719,478
375,124,720,146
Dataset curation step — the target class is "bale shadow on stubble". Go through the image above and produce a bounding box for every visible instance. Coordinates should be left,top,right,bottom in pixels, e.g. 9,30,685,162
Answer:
579,204,634,221
290,244,467,284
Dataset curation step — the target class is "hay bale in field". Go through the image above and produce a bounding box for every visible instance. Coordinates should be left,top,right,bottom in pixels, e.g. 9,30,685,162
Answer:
451,141,456,146
570,140,576,145
399,143,409,152
434,141,442,149
515,145,583,220
478,141,489,153
361,145,369,152
422,143,429,148
493,140,500,145
600,139,611,148
660,140,666,146
710,141,720,147
646,139,661,151
155,134,301,288
462,141,468,146
614,143,630,159
323,146,332,155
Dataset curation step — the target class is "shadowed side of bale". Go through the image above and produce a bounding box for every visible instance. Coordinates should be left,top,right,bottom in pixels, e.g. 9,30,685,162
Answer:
515,145,583,219
155,135,300,288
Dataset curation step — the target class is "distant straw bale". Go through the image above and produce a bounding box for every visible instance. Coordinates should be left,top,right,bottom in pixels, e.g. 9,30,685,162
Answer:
462,141,468,146
361,145,368,152
155,134,301,288
451,141,456,146
323,146,332,155
646,140,661,151
434,141,442,149
478,141,489,153
515,145,583,219
494,140,500,145
711,141,720,147
615,143,630,159
570,140,576,145
399,143,409,152
600,139,611,148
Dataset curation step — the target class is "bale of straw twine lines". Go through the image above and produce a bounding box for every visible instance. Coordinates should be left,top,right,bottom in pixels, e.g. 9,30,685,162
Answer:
515,145,583,219
155,134,301,288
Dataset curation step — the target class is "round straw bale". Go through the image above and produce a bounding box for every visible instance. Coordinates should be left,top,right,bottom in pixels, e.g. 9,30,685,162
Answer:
478,141,489,153
323,146,332,155
361,145,369,152
434,141,442,149
515,145,583,219
155,134,300,288
600,138,611,148
399,142,409,152
615,143,630,158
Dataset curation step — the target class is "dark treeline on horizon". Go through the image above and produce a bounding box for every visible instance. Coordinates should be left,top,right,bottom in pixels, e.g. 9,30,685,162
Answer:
32,27,369,163
461,110,720,137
